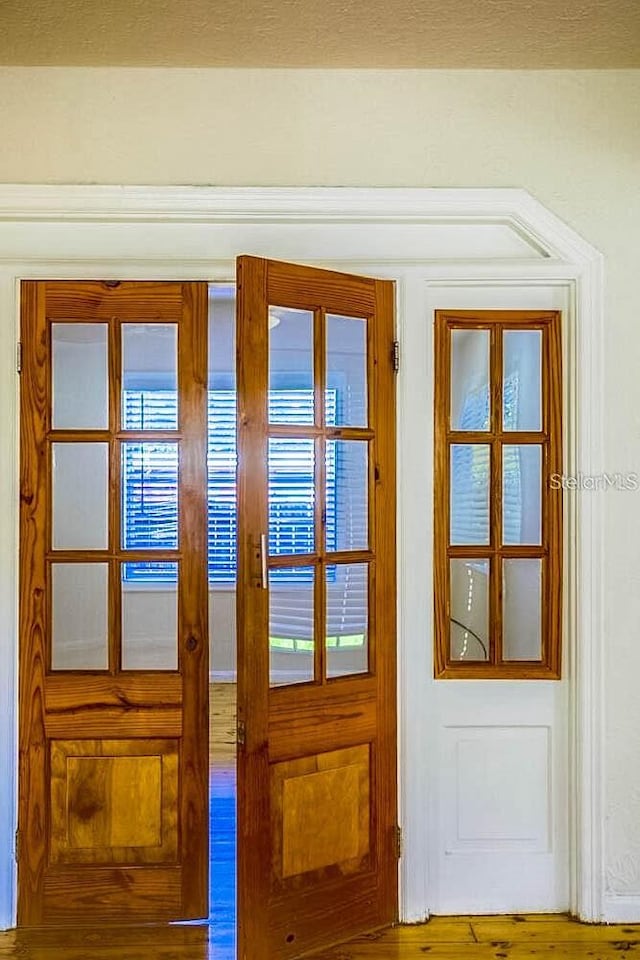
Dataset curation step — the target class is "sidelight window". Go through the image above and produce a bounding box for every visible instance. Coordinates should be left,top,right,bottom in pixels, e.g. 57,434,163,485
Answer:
434,311,562,679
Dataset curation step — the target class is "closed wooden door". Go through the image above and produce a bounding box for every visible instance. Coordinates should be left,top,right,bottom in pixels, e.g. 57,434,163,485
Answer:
236,258,398,960
18,281,209,924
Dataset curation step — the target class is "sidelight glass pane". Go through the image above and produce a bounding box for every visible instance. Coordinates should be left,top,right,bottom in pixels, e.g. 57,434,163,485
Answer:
270,567,315,686
121,563,178,670
326,314,368,427
327,440,368,552
122,324,178,430
52,323,109,430
450,559,489,662
121,442,179,550
503,445,542,545
268,438,315,556
269,308,314,424
450,444,490,545
52,442,109,550
503,559,543,661
326,563,369,678
503,330,542,431
450,329,490,431
51,563,109,670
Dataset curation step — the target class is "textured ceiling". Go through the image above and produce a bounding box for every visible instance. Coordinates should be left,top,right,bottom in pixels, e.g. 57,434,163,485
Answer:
0,0,638,67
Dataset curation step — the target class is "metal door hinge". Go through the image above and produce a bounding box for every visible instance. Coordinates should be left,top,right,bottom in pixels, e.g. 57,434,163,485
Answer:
16,341,22,374
237,719,246,748
392,340,400,373
395,825,403,859
14,829,20,862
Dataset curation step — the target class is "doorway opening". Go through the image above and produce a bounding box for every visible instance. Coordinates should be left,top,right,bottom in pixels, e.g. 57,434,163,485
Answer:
17,264,398,958
207,283,237,957
5,187,606,942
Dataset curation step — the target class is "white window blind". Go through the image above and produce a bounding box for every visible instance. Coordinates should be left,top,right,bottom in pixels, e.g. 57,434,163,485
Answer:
122,389,338,584
450,374,522,545
122,386,366,649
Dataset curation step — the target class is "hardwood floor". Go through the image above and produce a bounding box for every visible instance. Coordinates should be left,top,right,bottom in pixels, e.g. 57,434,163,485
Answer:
210,682,237,769
6,689,640,957
3,915,640,959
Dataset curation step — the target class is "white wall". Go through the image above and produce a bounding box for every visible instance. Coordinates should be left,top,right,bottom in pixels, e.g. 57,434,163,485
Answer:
0,67,639,916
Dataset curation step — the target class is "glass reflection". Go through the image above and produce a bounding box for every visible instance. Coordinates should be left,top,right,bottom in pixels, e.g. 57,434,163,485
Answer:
326,314,367,427
51,563,109,670
451,329,490,431
326,563,369,678
450,444,490,545
122,324,178,430
52,323,109,430
269,567,315,686
503,330,542,431
121,562,178,671
450,559,489,662
503,559,543,661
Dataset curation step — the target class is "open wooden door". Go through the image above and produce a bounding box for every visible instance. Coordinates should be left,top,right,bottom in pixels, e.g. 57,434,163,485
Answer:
18,281,209,924
236,258,398,959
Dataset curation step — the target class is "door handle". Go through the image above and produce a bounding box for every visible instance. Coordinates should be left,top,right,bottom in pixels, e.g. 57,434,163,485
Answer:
260,533,268,590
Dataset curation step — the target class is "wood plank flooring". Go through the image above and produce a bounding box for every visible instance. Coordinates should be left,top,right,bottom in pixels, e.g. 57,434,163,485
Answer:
210,682,237,769
3,915,640,959
5,688,640,957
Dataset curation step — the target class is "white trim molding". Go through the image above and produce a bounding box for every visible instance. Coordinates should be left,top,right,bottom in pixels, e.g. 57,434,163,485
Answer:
0,186,605,930
602,897,640,924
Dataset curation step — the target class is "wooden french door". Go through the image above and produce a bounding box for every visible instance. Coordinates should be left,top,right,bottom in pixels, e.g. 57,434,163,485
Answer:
236,258,398,960
18,281,209,924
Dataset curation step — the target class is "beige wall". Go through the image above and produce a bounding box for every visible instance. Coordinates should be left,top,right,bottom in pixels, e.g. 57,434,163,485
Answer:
2,66,640,900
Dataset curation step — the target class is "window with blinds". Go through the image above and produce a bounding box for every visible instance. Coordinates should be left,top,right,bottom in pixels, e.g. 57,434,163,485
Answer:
122,389,338,584
434,310,563,679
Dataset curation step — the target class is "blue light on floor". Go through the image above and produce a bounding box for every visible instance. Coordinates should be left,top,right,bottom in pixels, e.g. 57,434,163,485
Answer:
210,769,237,959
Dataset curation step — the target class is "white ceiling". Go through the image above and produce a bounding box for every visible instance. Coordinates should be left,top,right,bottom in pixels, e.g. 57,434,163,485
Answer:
1,0,638,68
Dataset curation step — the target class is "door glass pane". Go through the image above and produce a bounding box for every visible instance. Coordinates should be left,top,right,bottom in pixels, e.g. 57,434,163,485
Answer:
121,563,178,670
451,329,490,431
503,330,542,431
326,562,368,678
450,559,489,662
268,438,315,556
503,445,542,545
122,324,178,430
503,559,542,661
326,314,367,427
270,567,315,686
51,562,109,670
327,440,368,553
121,442,179,550
269,308,314,424
450,444,490,545
52,323,108,430
52,442,109,550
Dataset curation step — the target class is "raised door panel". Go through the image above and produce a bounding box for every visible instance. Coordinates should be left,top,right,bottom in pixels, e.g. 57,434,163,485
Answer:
49,739,179,866
271,744,371,885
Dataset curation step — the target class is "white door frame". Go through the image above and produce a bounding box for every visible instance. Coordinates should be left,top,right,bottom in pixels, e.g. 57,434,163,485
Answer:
0,186,604,929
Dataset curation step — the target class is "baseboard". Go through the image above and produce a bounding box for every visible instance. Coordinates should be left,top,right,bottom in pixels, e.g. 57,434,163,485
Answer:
602,895,640,923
